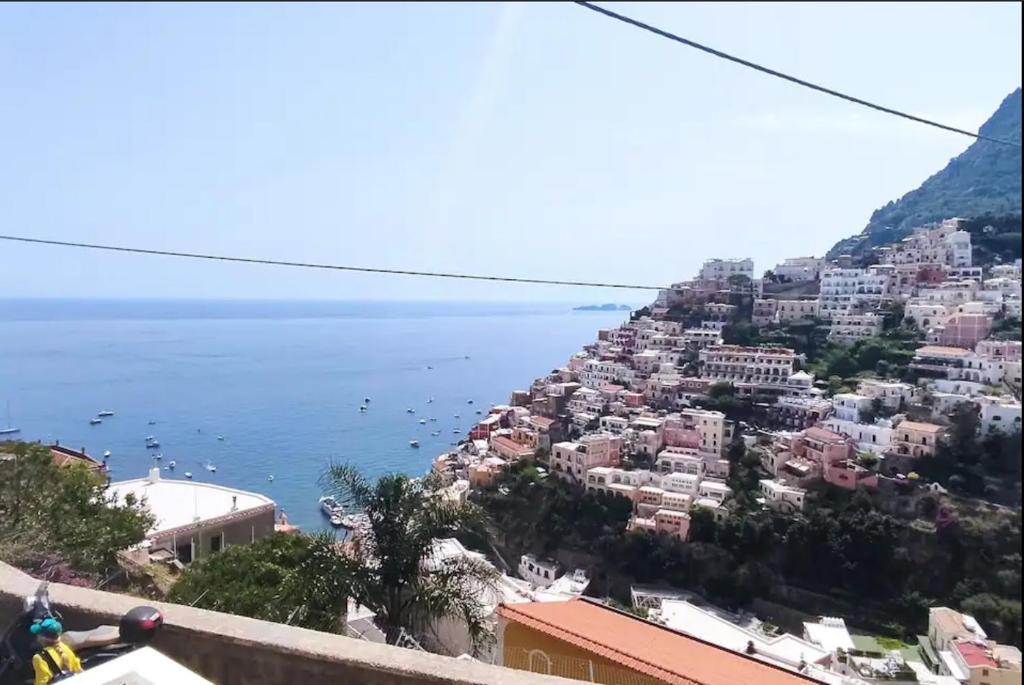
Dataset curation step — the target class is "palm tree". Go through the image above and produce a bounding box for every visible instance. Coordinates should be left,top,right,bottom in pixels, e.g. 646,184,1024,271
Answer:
320,464,498,651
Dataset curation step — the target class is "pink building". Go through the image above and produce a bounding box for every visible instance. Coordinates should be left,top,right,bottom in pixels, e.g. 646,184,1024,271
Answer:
551,434,623,482
929,313,992,350
621,391,646,408
654,509,691,541
491,435,536,461
823,460,879,490
468,457,507,490
470,414,502,441
793,426,855,466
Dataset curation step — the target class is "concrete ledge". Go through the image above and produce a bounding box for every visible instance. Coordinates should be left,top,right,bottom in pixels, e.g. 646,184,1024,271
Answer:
0,562,570,685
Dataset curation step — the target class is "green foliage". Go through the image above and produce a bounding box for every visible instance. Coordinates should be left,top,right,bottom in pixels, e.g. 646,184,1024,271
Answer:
168,532,351,632
322,465,498,649
0,442,154,576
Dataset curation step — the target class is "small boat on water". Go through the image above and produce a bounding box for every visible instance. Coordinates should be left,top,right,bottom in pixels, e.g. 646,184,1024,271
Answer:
153,453,162,461
429,417,437,422
431,431,441,437
364,397,371,403
147,420,156,425
418,419,427,424
184,472,193,479
406,408,415,414
475,410,482,415
1,402,20,435
205,462,217,473
320,496,346,527
267,475,274,482
144,435,155,442
427,398,434,404
145,441,160,449
90,418,102,425
359,405,368,412
454,414,460,419
467,400,474,405
103,450,112,458
216,436,225,441
409,440,420,448
97,410,115,417
426,365,433,370
452,429,461,434
168,460,176,469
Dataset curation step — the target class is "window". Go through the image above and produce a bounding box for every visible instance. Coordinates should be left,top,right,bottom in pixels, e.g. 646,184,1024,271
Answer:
210,533,223,554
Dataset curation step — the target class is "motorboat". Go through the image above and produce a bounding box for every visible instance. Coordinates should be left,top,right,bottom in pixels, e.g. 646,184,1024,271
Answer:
144,435,155,442
359,405,368,412
267,475,274,482
184,472,193,479
168,460,176,469
418,419,427,424
429,417,437,422
427,398,434,404
216,436,225,441
426,365,433,370
364,397,371,403
147,420,156,425
153,453,162,461
406,408,415,414
431,431,441,437
205,462,217,473
475,410,482,415
454,414,460,419
145,441,160,449
90,418,102,425
97,410,115,417
102,450,112,458
452,429,461,434
320,496,343,517
467,400,474,405
409,440,420,448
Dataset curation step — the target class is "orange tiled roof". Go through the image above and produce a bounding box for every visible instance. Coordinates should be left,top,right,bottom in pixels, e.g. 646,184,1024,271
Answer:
896,421,945,434
497,599,819,685
802,426,847,444
48,445,104,471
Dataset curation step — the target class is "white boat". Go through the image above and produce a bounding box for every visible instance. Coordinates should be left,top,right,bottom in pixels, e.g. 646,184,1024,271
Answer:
406,408,415,414
153,453,162,460
431,431,441,437
409,440,420,448
1,401,20,435
452,429,461,434
359,405,368,412
216,436,225,441
454,414,460,419
102,450,112,458
427,398,434,404
145,441,160,449
97,410,115,417
90,418,102,425
205,462,217,472
144,435,155,442
267,475,274,482
168,460,176,469
418,419,427,424
184,472,193,479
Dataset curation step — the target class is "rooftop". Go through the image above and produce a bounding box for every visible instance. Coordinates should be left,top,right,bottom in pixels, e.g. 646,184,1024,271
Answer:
896,421,945,434
497,599,819,685
914,346,972,358
107,469,275,537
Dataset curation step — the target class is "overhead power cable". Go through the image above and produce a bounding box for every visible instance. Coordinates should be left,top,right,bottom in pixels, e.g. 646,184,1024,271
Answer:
0,234,666,290
574,1,1021,148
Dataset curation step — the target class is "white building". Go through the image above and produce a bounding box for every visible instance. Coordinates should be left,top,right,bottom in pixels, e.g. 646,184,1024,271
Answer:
831,393,874,422
976,396,1022,435
699,345,797,389
700,258,754,283
828,313,884,346
857,379,915,411
773,256,826,282
818,266,894,321
823,417,894,455
106,468,276,564
758,479,806,512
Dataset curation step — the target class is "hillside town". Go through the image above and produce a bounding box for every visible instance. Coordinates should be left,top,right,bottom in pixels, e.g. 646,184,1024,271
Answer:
423,217,1022,683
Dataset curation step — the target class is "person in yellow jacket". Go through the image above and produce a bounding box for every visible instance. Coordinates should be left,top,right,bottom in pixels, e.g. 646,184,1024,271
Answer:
30,617,82,685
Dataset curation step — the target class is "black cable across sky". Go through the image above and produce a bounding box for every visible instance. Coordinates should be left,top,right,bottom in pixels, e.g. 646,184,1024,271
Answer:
574,1,1021,148
0,235,666,291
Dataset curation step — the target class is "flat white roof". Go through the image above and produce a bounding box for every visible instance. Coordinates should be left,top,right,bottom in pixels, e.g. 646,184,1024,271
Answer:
107,472,274,536
802,619,855,653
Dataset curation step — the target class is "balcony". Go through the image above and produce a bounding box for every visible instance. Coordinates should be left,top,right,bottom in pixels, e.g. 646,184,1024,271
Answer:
1,562,566,685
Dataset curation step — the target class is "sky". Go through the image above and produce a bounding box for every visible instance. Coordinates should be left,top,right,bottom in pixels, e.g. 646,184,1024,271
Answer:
0,2,1021,303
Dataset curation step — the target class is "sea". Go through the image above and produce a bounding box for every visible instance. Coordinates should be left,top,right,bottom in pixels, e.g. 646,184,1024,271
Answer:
0,299,627,530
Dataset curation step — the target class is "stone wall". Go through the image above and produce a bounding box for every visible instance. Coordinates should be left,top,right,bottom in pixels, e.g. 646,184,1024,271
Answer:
0,562,568,685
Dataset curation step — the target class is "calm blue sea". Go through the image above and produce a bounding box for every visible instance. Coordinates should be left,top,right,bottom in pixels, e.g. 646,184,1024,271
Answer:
0,299,626,530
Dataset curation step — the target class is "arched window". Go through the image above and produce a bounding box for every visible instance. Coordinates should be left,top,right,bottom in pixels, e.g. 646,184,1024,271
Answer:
528,649,552,674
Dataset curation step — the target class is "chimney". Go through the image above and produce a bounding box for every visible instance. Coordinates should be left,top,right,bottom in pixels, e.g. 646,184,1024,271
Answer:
231,495,238,512
148,467,161,484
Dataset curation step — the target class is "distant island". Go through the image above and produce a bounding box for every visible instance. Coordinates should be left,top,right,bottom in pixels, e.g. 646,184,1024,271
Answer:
573,303,632,311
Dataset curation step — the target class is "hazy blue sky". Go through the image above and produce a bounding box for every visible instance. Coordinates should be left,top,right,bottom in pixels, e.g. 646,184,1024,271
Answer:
1,2,1020,302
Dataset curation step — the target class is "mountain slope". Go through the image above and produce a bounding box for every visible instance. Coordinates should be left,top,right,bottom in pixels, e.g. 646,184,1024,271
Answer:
828,88,1022,257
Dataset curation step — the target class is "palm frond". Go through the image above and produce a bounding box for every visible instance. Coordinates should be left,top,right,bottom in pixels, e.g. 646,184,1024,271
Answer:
320,462,374,508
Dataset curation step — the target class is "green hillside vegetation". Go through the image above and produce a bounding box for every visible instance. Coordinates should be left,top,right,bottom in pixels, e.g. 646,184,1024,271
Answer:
829,88,1022,258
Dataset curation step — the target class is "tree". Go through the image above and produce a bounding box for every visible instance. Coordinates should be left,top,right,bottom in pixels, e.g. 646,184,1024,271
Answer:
322,465,498,649
168,532,351,632
0,441,154,576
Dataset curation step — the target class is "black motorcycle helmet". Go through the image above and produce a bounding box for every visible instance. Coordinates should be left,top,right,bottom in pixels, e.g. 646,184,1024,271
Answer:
118,607,163,645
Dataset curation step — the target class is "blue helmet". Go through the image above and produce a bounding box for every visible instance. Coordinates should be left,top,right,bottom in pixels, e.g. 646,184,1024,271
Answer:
30,617,63,639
